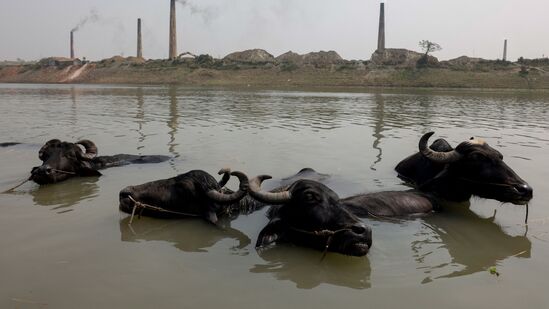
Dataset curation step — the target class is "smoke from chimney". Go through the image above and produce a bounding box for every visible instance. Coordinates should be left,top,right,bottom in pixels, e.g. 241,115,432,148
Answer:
71,9,100,32
175,0,216,24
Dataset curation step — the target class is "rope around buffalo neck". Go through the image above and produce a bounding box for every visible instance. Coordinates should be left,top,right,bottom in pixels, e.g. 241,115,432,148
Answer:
126,195,201,225
2,169,78,193
2,177,31,193
50,169,77,175
457,177,517,189
525,203,529,224
288,226,353,261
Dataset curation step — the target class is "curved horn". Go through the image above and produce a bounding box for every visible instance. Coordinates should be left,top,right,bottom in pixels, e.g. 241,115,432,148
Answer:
217,167,231,187
248,175,292,204
206,171,249,204
419,132,462,163
76,140,97,160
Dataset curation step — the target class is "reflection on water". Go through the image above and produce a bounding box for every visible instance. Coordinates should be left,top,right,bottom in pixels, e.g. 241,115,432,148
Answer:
0,84,547,307
251,245,371,289
30,177,99,212
119,216,251,253
135,87,146,148
370,93,385,170
167,87,180,158
413,202,531,283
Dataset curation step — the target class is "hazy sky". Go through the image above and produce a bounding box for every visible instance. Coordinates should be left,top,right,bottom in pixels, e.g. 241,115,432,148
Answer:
1,0,548,61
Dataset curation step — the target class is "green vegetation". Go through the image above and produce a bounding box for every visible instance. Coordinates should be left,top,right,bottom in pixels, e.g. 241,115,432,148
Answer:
489,266,500,277
417,40,442,68
280,62,298,72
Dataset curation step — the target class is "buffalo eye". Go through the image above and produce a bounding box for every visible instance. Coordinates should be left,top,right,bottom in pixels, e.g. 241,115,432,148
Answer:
66,151,77,160
496,151,503,160
351,225,367,234
303,191,320,204
469,152,489,162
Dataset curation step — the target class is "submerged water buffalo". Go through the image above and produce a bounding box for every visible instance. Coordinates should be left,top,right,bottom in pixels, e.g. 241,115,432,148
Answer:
30,139,169,184
0,142,21,147
340,190,438,217
119,169,250,224
249,175,372,256
395,132,533,205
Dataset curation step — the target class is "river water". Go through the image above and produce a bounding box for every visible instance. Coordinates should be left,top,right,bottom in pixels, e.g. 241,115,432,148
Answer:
0,84,548,308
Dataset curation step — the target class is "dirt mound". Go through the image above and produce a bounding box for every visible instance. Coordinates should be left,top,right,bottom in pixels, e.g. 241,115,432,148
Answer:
98,56,145,67
125,56,146,64
441,56,483,70
101,56,126,64
302,51,343,66
223,49,275,64
275,51,303,64
370,49,438,68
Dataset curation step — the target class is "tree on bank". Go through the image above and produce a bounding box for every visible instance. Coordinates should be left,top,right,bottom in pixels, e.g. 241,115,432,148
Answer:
417,40,442,68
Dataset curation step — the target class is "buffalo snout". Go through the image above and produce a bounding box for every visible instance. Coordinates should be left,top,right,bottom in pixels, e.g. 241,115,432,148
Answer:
513,183,533,203
351,223,372,246
30,165,55,185
119,186,136,212
338,223,372,256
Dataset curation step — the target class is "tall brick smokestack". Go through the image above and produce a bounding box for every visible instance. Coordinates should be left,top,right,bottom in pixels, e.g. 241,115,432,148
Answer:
377,3,385,52
70,31,75,59
137,18,143,58
503,39,508,61
169,0,177,59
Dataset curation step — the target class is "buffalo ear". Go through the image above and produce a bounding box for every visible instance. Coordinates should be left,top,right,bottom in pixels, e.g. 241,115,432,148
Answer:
256,218,285,248
78,166,102,177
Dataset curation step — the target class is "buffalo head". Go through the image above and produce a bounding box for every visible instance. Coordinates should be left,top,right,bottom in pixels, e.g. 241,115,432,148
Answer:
397,132,532,205
250,176,372,256
30,139,101,184
119,169,249,224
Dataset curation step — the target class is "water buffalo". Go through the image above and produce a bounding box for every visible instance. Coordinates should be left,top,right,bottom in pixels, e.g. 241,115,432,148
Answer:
340,190,438,217
30,139,170,184
118,169,250,224
0,142,21,147
249,175,372,256
395,132,533,204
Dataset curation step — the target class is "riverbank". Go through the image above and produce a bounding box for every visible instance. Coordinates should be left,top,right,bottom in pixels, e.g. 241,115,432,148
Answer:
1,50,548,89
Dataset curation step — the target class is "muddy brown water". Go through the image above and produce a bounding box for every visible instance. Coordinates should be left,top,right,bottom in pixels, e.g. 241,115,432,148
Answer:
1,84,548,308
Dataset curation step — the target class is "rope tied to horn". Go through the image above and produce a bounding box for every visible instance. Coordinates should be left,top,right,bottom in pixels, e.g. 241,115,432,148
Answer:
127,195,201,225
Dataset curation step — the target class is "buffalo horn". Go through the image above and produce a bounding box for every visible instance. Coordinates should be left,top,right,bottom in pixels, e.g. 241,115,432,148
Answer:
419,132,462,163
206,171,249,203
248,175,292,204
217,167,231,187
76,140,98,160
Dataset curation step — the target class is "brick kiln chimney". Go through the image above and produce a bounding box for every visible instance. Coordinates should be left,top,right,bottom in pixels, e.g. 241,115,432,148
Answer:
169,0,177,60
137,18,143,58
70,31,75,59
503,39,508,61
377,3,385,52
